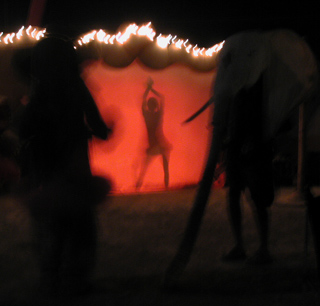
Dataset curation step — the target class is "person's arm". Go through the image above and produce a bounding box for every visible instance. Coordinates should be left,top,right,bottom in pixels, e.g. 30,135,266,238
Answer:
142,77,153,111
80,82,111,140
150,87,164,109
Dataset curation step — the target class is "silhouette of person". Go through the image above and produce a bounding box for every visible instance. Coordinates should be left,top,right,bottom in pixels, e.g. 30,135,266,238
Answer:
0,97,20,193
222,76,274,264
19,35,111,297
136,78,172,189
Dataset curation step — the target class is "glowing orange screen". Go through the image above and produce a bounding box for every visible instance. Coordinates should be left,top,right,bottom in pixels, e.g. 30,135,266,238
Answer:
83,60,215,193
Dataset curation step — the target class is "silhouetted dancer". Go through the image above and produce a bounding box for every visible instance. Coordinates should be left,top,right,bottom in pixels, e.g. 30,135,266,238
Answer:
222,76,274,264
19,36,111,297
136,78,172,189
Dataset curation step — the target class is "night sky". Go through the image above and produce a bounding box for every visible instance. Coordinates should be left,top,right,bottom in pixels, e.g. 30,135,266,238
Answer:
0,0,319,51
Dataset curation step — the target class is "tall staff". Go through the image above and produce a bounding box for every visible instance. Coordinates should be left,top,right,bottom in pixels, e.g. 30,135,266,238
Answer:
27,0,47,26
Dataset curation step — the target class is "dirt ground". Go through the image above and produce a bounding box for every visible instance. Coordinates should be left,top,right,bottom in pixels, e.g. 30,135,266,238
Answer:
0,187,319,305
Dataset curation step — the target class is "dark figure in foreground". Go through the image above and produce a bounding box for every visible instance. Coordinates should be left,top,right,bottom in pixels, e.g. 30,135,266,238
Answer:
136,78,172,189
304,187,320,279
222,76,274,264
19,36,111,297
0,97,20,193
165,29,319,283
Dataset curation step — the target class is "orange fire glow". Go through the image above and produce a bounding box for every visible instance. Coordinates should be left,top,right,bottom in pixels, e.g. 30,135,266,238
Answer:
0,22,223,193
82,60,216,193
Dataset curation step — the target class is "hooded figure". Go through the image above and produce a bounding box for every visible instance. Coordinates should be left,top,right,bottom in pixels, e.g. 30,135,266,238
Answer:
19,36,111,297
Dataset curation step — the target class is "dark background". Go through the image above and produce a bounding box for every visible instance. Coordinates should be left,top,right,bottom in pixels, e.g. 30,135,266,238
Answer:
1,0,319,53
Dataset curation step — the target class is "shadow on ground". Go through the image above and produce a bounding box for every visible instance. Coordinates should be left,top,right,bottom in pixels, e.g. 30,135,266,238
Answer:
0,187,319,305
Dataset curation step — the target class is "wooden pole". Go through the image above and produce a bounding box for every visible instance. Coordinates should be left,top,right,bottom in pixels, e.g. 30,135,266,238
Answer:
26,0,47,27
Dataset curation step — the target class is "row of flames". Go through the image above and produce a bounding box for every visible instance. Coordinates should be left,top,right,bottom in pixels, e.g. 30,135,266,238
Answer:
77,22,225,57
0,25,46,45
0,22,224,58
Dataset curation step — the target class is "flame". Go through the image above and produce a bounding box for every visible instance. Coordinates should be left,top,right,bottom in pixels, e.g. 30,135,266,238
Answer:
206,41,225,56
0,22,224,64
16,26,24,39
26,25,32,36
36,29,45,40
3,33,14,44
76,22,224,59
117,23,138,44
77,22,157,46
109,34,116,44
171,35,177,44
192,45,200,57
137,22,156,40
81,30,97,44
156,34,172,49
186,44,192,53
96,29,106,42
115,32,122,43
0,25,46,45
174,39,183,49
104,34,111,44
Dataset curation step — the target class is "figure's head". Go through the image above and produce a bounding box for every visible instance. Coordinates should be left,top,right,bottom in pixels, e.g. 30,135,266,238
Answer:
147,97,159,112
31,36,78,84
215,31,268,97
